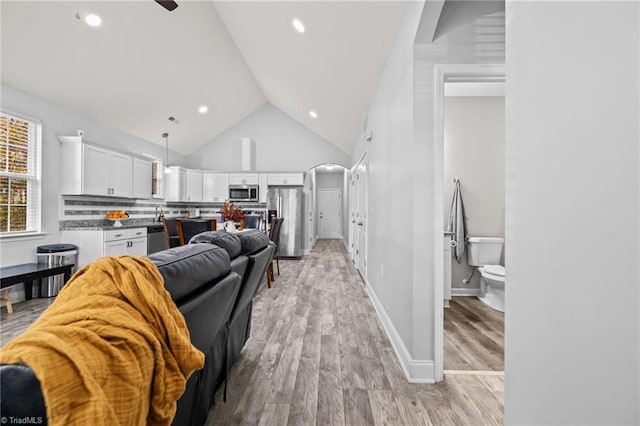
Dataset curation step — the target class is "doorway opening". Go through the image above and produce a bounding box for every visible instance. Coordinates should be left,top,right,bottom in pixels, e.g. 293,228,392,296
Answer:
304,163,350,255
433,64,506,382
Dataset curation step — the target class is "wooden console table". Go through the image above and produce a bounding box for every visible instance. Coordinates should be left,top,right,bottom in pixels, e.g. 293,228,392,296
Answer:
0,263,75,313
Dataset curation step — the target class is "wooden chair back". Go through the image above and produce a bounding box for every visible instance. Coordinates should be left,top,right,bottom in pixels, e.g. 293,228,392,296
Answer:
161,217,180,248
266,217,284,288
268,217,284,251
176,218,217,246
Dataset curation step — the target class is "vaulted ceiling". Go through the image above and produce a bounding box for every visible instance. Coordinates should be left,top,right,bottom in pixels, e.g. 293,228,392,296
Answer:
1,1,407,155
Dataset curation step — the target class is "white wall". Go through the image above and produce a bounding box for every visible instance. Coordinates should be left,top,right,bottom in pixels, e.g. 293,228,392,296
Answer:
505,1,639,424
315,171,343,189
0,84,186,268
186,103,350,172
352,2,505,378
350,2,423,363
444,96,505,291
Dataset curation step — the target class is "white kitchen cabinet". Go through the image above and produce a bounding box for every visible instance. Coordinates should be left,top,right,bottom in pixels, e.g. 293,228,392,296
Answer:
58,136,141,198
259,173,268,203
166,168,203,202
186,169,203,202
267,173,304,186
204,173,229,202
61,227,148,268
165,166,187,202
78,143,132,197
132,157,152,199
81,144,110,195
229,173,259,186
109,151,133,197
103,230,147,257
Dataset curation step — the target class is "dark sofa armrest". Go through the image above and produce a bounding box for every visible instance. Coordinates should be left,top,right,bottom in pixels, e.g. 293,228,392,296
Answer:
0,363,47,423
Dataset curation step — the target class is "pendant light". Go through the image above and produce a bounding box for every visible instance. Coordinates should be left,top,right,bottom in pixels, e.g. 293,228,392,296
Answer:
163,132,172,174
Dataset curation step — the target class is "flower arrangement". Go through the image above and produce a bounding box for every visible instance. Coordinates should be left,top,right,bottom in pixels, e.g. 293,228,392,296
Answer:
220,201,245,223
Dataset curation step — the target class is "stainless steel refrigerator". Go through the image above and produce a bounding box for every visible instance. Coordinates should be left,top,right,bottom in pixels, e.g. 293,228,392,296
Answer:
267,186,303,257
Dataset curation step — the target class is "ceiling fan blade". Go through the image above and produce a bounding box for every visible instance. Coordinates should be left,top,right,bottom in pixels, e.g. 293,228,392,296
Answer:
155,1,178,12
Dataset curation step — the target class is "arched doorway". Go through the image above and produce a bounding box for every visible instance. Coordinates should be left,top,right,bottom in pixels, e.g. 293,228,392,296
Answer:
305,163,350,254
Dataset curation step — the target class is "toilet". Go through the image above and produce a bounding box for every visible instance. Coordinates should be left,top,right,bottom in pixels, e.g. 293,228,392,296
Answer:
467,237,505,312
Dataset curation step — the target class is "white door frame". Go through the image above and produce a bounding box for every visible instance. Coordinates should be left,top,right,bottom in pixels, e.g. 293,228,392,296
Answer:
356,154,368,277
348,172,356,260
433,63,505,382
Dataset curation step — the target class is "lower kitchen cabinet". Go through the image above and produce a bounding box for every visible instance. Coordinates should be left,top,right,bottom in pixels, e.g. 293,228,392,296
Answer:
103,233,147,256
61,228,148,268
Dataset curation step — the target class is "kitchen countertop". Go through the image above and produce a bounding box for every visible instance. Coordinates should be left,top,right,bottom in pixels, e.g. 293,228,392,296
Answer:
59,219,165,231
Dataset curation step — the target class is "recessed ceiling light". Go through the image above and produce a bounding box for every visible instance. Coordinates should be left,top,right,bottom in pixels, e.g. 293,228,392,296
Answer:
309,110,318,119
198,105,208,114
85,14,102,27
326,164,335,170
292,18,305,33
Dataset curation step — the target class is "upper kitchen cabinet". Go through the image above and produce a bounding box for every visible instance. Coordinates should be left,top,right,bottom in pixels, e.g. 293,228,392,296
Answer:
185,169,203,202
132,158,153,199
165,168,204,202
204,173,229,202
267,173,304,186
59,136,135,198
229,173,259,186
165,166,187,202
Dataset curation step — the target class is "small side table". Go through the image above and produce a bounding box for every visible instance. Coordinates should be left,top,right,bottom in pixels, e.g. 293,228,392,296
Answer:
0,263,75,313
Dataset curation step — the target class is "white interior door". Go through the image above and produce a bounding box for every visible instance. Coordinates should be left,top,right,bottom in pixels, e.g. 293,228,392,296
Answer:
355,155,368,276
318,189,342,239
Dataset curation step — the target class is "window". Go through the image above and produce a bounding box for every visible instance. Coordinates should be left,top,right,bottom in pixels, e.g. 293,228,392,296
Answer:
0,111,42,235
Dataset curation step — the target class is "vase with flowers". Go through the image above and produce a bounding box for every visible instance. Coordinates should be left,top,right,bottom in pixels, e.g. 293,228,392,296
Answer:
220,201,245,232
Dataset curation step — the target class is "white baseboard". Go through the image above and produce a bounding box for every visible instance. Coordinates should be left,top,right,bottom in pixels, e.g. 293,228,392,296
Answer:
452,288,481,297
364,278,435,383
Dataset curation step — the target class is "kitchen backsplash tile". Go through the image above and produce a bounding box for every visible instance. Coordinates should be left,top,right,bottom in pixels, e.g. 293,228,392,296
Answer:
59,195,266,225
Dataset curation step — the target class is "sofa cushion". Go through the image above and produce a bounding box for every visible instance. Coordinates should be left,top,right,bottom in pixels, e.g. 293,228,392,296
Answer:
190,231,242,259
148,244,231,303
236,230,270,255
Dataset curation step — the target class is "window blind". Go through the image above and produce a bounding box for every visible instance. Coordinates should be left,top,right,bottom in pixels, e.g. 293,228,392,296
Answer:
0,111,42,234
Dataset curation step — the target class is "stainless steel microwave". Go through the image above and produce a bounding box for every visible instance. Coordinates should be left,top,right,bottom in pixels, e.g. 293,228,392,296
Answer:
228,185,259,202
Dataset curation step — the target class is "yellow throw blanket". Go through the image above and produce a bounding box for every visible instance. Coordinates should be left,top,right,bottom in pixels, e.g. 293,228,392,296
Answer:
0,256,205,425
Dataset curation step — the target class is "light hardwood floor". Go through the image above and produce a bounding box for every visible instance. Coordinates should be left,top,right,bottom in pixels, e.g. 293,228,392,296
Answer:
444,297,504,372
207,240,503,425
0,297,54,346
0,240,504,425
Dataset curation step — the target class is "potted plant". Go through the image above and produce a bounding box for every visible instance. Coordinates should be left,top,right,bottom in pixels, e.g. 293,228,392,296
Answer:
220,201,245,232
